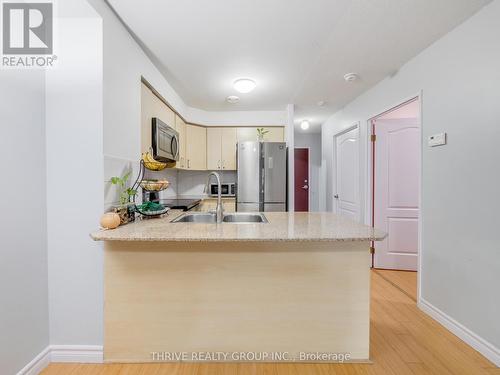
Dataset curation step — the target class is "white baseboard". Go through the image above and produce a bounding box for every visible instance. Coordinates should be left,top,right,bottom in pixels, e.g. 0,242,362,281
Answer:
16,347,51,375
50,345,103,363
17,311,499,373
418,298,500,367
16,345,103,375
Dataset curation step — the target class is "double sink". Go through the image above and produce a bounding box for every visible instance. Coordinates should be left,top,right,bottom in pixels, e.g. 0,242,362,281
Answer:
171,212,268,224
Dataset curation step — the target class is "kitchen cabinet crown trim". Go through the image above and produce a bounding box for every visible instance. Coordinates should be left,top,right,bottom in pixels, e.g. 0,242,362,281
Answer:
141,77,284,128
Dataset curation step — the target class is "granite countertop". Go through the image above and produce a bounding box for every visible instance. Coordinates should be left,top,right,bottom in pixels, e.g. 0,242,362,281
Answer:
91,211,386,242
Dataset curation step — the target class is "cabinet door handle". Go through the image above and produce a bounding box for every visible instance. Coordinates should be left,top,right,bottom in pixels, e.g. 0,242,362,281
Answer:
222,160,225,169
217,160,220,169
188,159,190,169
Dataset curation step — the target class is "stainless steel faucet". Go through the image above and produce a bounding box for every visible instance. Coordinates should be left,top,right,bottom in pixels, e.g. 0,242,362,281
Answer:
204,171,224,223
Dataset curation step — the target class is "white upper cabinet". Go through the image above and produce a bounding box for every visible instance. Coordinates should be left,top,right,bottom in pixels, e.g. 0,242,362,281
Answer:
220,128,237,170
175,115,187,169
141,82,176,153
142,82,285,171
206,128,222,170
206,128,237,170
185,124,206,170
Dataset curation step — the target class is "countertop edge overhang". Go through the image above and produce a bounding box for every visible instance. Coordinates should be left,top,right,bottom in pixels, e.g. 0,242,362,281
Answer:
91,211,387,243
91,236,386,242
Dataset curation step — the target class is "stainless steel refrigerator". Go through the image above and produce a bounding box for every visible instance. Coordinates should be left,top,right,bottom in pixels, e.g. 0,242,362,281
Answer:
236,141,287,212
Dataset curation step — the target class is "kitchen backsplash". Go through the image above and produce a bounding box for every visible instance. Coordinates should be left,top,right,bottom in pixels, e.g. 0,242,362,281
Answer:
104,154,235,208
177,169,236,197
143,168,178,200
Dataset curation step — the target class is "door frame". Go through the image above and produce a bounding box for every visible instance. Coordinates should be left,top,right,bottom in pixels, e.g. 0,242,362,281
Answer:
332,123,360,217
364,91,423,301
294,147,311,211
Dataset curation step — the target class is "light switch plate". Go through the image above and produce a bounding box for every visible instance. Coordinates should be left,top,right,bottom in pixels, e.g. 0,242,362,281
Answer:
428,133,447,147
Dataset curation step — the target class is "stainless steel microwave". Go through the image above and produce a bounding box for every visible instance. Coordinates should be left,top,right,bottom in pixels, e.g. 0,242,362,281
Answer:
210,183,236,197
152,118,179,162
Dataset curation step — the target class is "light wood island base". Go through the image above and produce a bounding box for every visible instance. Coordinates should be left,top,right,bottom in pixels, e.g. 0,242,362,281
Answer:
104,240,371,363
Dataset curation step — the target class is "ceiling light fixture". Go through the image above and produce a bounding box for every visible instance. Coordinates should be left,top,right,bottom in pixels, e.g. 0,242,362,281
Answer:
300,120,310,130
344,73,358,82
233,78,256,93
317,100,326,107
226,95,240,104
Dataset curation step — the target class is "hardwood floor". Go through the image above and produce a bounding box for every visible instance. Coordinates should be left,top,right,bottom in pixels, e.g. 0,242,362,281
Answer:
373,269,418,301
41,271,497,375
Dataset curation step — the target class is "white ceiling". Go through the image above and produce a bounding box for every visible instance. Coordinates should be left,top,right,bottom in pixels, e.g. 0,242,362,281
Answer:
108,0,490,133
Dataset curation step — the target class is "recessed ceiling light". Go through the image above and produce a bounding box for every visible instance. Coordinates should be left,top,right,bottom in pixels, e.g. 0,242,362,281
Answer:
344,73,358,82
226,95,240,104
300,120,310,130
233,78,256,93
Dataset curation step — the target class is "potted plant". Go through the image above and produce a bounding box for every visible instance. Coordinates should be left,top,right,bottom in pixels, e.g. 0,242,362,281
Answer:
110,171,137,225
256,127,269,141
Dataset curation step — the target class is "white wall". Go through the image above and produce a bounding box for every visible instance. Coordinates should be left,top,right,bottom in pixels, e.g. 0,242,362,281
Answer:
42,0,286,349
86,0,186,163
322,0,500,362
86,0,286,209
46,3,104,346
0,70,49,374
294,133,322,211
187,107,286,127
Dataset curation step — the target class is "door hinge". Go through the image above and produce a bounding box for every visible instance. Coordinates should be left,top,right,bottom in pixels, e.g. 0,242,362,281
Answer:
370,246,375,254
371,134,376,142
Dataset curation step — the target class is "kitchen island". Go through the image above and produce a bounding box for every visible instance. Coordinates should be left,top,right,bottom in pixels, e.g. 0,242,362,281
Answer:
91,211,385,363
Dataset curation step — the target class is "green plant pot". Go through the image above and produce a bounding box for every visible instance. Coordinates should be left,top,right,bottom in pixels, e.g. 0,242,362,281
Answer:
114,204,135,225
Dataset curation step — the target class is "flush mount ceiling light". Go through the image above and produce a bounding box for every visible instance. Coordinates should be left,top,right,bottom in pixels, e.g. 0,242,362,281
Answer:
300,120,310,130
233,78,256,93
226,95,240,104
344,73,359,82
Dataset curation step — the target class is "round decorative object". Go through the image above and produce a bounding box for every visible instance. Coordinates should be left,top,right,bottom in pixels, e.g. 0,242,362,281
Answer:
343,72,359,82
233,78,257,93
140,179,170,192
226,95,240,104
100,212,121,229
141,152,168,171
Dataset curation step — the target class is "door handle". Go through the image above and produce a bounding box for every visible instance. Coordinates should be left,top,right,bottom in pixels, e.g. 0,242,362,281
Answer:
302,185,308,190
188,159,190,169
334,194,339,199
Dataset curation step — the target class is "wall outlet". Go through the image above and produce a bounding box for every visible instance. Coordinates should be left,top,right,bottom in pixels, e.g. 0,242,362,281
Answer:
428,133,447,147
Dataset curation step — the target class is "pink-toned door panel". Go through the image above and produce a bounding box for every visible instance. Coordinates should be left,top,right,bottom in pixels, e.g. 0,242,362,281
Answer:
374,118,420,271
335,127,360,221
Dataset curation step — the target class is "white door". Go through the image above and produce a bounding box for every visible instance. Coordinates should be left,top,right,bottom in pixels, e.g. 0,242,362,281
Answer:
334,127,360,221
374,118,420,271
